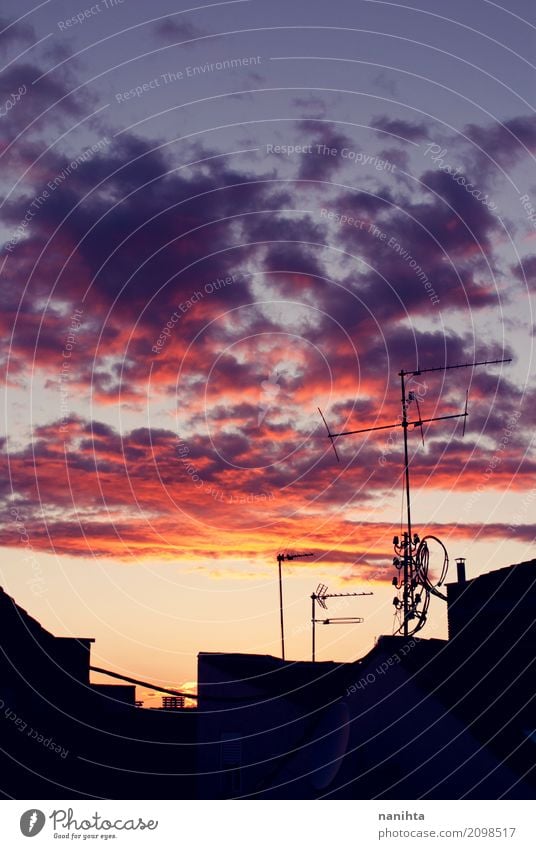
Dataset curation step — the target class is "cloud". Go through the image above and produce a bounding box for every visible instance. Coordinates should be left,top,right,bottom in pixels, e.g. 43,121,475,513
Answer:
152,17,205,43
296,120,354,181
0,63,90,145
371,72,399,98
511,254,536,292
0,380,533,565
292,96,328,119
0,16,35,52
371,116,430,142
1,44,533,577
465,115,536,168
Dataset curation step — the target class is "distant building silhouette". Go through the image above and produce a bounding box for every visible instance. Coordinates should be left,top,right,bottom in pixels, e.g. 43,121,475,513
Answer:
161,695,185,709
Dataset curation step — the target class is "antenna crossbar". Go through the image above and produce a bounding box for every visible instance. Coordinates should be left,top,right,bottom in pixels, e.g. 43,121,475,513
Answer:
328,411,467,439
320,591,374,599
402,357,511,377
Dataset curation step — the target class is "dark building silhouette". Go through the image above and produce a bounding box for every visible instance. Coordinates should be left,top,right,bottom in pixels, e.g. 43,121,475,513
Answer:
447,558,536,649
0,586,95,727
1,557,535,799
90,684,136,708
0,586,196,799
197,653,351,798
196,636,534,799
196,559,536,799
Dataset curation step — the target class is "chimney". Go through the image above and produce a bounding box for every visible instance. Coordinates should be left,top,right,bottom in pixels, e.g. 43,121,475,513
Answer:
455,557,467,584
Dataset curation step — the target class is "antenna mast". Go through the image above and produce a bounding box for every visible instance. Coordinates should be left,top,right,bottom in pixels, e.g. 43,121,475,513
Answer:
276,551,313,659
319,357,511,637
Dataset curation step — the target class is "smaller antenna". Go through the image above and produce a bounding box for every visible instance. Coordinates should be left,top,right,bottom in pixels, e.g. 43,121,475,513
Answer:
315,583,329,609
318,407,340,463
311,585,373,661
276,551,313,659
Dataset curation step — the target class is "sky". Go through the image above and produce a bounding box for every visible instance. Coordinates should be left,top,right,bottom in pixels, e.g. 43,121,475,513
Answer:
0,0,535,706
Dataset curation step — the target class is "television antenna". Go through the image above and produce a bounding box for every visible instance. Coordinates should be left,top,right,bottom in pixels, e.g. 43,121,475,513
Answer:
311,583,373,661
318,357,511,637
276,551,313,659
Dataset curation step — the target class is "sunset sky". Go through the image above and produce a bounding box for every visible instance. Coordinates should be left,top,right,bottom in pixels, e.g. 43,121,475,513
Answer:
1,0,535,705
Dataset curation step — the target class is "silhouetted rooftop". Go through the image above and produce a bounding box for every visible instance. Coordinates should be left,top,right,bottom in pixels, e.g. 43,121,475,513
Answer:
0,585,94,642
446,557,536,586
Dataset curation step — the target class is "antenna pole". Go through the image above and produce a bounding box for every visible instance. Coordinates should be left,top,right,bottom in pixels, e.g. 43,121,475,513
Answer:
276,552,313,660
401,370,412,638
277,554,285,660
311,592,316,662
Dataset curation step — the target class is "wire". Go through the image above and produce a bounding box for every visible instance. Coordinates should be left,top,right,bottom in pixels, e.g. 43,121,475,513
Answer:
415,536,449,601
392,534,450,637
